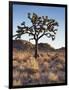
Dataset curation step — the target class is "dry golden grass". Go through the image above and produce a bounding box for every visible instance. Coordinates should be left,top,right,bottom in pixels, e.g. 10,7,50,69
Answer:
56,63,63,70
40,53,51,62
48,72,58,81
13,51,32,61
13,70,20,79
44,61,50,71
12,51,65,86
30,72,40,80
27,57,39,70
13,79,22,86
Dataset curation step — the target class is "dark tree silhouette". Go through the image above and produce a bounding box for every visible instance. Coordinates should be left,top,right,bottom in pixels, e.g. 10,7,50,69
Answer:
13,13,59,58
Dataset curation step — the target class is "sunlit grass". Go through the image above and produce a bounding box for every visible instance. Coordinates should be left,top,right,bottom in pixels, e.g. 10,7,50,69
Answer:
13,51,65,86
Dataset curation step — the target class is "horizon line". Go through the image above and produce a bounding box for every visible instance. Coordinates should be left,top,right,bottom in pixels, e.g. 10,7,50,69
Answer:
13,39,65,49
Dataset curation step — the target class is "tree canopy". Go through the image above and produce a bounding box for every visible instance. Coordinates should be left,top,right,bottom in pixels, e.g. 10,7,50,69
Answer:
13,13,59,41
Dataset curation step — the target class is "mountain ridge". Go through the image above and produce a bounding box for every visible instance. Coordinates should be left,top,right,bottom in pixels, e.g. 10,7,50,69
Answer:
13,40,65,52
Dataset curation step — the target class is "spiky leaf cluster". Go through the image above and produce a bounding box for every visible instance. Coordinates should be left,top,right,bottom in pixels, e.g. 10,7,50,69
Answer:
13,13,59,41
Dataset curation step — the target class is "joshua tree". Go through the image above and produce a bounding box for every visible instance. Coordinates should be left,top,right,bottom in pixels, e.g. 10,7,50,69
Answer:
13,13,59,58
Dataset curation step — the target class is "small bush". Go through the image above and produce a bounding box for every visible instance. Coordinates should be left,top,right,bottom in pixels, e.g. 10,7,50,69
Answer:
48,72,58,81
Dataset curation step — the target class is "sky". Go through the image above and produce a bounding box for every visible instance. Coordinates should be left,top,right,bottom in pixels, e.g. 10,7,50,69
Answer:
13,4,65,49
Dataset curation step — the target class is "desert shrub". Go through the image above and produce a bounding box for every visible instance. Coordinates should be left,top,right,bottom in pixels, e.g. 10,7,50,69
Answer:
26,57,39,71
48,72,58,81
13,51,32,61
47,52,55,58
13,70,20,79
40,61,49,73
56,63,63,70
44,62,50,71
43,53,51,62
57,56,65,64
13,79,22,86
39,72,49,84
57,71,65,82
37,57,44,66
30,72,40,80
13,60,19,68
40,53,44,57
12,51,65,86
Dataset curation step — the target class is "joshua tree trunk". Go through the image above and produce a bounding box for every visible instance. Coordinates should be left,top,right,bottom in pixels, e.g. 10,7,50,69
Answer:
34,39,38,58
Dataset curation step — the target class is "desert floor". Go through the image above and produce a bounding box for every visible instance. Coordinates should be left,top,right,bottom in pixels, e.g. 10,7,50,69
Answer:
13,51,65,86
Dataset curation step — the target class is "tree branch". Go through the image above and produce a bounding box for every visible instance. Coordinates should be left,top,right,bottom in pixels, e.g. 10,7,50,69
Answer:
29,37,34,41
13,34,20,37
13,13,58,42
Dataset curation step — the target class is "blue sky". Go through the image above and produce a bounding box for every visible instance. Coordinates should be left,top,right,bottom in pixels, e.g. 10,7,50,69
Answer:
13,4,65,49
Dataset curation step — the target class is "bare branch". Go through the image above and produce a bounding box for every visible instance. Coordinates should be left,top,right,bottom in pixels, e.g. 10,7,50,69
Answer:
13,34,19,37
21,21,25,25
29,38,34,41
28,13,31,20
38,29,46,39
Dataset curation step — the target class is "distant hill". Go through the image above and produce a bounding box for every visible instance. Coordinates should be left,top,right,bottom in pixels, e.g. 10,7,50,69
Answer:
56,47,65,52
13,40,65,52
13,40,33,51
38,43,55,51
